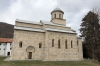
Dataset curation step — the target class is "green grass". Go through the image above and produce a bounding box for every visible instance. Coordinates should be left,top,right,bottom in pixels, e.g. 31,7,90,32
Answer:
0,56,100,66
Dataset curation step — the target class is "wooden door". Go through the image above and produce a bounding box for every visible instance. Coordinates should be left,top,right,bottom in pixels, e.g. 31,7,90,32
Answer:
28,52,32,59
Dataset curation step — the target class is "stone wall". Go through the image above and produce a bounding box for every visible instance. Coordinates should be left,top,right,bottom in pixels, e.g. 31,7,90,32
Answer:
11,30,45,60
77,38,83,60
51,18,66,26
11,30,83,61
44,31,81,61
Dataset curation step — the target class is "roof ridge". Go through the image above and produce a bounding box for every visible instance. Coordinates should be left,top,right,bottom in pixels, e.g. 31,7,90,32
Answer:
16,19,42,25
14,26,44,32
41,20,70,28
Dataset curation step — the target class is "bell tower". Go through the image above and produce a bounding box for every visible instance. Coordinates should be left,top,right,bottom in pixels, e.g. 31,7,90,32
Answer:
51,7,66,25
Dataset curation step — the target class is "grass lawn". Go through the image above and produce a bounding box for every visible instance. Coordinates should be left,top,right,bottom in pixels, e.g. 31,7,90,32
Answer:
0,56,100,66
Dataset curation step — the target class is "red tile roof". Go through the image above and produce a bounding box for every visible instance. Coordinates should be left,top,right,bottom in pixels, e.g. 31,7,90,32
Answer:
0,38,13,43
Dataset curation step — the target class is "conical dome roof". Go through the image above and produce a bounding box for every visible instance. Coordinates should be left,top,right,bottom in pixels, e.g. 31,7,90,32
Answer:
51,7,64,14
54,7,62,11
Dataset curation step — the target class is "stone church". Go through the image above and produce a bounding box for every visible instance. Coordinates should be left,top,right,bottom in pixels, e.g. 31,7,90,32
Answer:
10,7,83,61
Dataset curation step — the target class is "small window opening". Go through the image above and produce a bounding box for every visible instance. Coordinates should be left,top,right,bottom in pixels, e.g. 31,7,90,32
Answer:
52,39,54,47
39,43,42,48
58,39,60,48
19,41,22,48
71,41,73,48
77,40,78,46
54,14,56,18
65,39,67,49
59,14,61,19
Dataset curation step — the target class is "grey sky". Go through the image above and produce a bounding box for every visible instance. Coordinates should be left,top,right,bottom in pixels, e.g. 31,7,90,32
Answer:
0,0,100,35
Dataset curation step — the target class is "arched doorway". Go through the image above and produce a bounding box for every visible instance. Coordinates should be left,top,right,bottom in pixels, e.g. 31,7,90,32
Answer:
26,46,35,59
28,52,32,59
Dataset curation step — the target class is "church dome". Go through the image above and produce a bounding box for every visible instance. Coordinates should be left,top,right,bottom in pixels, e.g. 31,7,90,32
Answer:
51,7,64,14
54,7,62,11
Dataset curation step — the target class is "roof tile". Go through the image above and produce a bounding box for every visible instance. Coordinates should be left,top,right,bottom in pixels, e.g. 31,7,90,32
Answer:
0,38,13,43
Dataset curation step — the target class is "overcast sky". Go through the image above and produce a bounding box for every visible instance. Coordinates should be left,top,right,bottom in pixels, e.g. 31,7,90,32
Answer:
0,0,100,36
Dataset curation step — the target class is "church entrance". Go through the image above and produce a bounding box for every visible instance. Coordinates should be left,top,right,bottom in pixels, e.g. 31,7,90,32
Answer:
28,52,32,59
26,46,35,59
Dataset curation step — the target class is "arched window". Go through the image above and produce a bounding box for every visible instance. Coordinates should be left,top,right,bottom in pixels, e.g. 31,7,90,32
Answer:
65,39,67,49
71,41,72,48
59,14,61,19
58,39,60,48
39,43,42,48
54,14,56,18
52,39,54,47
19,41,22,48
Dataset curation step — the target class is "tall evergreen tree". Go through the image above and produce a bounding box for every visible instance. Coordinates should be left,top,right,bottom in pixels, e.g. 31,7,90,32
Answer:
80,11,100,59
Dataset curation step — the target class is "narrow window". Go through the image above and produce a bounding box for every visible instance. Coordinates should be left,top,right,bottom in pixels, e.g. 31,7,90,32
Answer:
54,14,56,18
0,48,1,50
59,14,61,18
39,43,42,48
52,39,54,47
65,39,67,49
19,41,22,48
58,39,60,48
77,40,78,46
71,41,73,48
